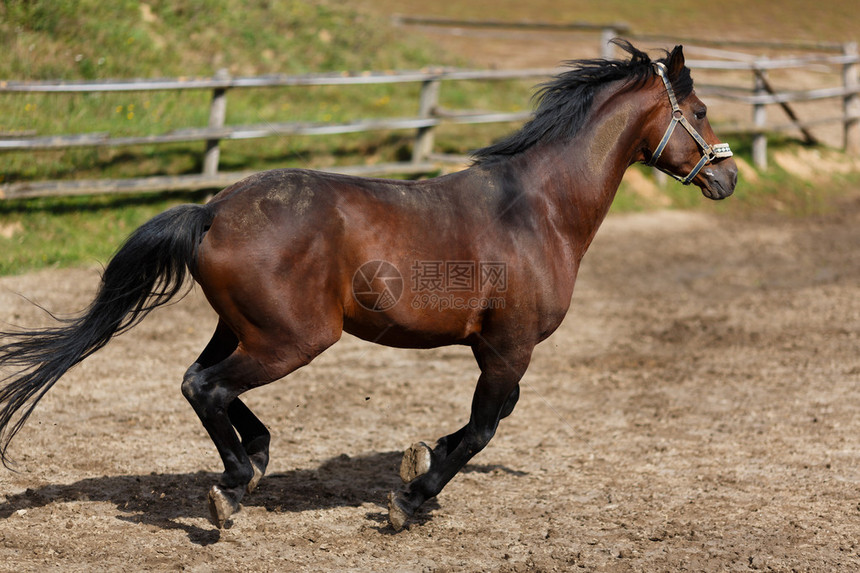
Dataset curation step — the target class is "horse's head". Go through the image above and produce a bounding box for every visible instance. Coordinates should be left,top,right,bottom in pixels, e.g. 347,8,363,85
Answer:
643,45,738,200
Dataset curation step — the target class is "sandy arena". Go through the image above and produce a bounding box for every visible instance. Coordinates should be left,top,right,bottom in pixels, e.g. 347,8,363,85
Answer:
0,187,859,571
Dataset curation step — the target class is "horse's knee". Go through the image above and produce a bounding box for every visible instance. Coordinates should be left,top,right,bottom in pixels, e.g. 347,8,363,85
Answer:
181,367,202,402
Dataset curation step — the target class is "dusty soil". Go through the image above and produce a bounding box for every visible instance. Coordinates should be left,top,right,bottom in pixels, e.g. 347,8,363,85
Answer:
0,185,858,572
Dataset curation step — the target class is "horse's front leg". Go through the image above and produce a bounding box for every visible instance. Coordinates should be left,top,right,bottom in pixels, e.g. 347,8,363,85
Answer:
388,342,532,530
398,384,520,482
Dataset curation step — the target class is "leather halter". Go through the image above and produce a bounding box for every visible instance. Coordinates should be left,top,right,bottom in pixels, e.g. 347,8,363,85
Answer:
647,62,733,185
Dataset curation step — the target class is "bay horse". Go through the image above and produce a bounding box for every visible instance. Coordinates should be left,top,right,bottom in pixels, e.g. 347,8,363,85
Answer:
0,42,736,531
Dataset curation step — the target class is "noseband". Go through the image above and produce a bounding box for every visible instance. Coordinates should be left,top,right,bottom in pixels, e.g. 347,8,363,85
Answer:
646,62,733,185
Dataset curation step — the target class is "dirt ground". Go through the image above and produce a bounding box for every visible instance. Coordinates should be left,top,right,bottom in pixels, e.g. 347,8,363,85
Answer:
0,183,857,571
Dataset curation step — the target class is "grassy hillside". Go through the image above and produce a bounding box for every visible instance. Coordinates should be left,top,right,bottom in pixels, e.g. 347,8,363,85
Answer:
0,0,464,180
0,1,423,272
2,0,438,79
359,0,859,44
0,0,531,274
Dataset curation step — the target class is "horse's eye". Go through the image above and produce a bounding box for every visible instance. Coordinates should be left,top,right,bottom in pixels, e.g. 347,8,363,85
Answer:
694,109,707,121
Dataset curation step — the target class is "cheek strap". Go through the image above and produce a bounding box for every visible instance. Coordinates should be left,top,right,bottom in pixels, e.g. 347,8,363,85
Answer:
647,62,733,185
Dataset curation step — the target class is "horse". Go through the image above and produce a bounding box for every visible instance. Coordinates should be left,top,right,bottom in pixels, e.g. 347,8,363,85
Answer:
0,41,737,531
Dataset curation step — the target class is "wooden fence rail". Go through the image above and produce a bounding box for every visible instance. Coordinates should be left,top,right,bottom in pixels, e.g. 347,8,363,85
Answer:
691,43,860,168
1,44,858,199
0,67,552,199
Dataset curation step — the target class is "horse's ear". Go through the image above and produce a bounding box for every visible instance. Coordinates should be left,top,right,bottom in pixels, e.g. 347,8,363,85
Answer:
667,45,685,80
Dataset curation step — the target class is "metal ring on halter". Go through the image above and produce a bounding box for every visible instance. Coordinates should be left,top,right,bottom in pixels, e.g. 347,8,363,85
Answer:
647,62,733,185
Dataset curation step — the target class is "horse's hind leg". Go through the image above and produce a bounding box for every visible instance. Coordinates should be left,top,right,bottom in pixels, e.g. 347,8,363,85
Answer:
182,351,271,528
389,342,532,530
182,320,338,527
228,398,270,493
188,321,272,495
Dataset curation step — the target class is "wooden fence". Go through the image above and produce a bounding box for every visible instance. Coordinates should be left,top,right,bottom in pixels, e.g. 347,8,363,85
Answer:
396,17,860,169
688,43,860,170
0,34,858,199
0,67,555,199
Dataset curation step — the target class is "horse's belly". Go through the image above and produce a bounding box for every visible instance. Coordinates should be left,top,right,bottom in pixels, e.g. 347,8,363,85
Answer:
342,309,479,349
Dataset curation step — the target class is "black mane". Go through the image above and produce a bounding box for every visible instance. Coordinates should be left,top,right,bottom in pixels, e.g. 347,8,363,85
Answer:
472,40,694,164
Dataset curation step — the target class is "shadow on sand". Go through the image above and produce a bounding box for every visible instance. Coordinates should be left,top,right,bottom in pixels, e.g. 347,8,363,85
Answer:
0,451,526,545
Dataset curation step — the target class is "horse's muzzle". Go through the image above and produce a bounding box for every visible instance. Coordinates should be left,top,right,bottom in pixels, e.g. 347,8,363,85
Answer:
699,160,738,200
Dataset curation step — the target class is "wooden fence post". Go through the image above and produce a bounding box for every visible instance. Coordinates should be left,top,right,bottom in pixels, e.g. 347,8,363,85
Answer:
752,60,768,170
412,77,440,163
843,42,859,155
600,28,616,59
203,68,230,177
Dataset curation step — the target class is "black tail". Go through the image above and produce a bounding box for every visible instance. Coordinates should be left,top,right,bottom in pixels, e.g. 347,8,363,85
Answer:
0,203,215,467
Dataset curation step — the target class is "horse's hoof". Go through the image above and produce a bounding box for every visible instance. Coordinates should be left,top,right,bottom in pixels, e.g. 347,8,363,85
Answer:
399,441,432,483
208,485,240,528
245,461,265,494
387,492,411,531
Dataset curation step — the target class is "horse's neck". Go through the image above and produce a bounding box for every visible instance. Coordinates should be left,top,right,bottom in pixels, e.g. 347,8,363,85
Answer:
521,90,647,257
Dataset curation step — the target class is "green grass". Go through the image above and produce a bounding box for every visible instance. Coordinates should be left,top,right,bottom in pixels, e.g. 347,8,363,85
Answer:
0,1,540,276
0,0,541,185
0,191,213,274
1,0,439,79
0,0,488,183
